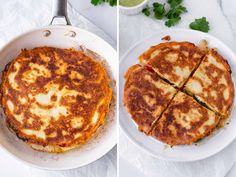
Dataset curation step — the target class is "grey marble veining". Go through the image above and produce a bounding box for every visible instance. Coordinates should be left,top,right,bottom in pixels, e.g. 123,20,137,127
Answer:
220,0,236,43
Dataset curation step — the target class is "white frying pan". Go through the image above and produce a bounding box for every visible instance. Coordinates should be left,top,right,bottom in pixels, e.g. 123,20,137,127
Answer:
0,0,117,170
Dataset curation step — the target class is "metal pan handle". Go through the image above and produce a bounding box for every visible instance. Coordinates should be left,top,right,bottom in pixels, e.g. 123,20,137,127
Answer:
49,0,71,25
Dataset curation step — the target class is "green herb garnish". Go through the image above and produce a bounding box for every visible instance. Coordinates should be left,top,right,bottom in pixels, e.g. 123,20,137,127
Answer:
153,2,166,20
167,0,183,8
140,1,210,31
91,0,117,6
189,17,210,32
142,6,151,16
165,17,181,27
141,0,186,28
166,5,187,19
164,4,186,27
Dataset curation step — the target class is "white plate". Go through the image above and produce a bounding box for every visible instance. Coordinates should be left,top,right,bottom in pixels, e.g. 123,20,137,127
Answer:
0,26,117,170
119,29,236,162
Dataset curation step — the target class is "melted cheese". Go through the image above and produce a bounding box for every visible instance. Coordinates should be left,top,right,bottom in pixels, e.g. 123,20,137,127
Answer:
69,70,84,80
198,111,216,134
207,55,225,70
144,74,176,95
174,66,190,80
165,52,178,62
22,63,51,84
150,49,161,59
8,62,20,89
187,80,202,93
173,109,201,129
143,95,156,106
91,111,99,125
7,100,14,112
30,104,68,120
22,129,46,139
70,117,84,128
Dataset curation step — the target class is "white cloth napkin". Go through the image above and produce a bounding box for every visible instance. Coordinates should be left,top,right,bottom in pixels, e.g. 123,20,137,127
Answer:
0,0,116,177
28,148,117,177
119,0,236,177
0,0,115,48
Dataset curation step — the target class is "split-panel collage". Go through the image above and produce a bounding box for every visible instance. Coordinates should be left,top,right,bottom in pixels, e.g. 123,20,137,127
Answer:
0,0,236,177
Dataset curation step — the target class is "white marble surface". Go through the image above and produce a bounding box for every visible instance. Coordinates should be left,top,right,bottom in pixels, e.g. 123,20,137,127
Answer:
0,0,117,177
69,0,117,42
119,0,236,177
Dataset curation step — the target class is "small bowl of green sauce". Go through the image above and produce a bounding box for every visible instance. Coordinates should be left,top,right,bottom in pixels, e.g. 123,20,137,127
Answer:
119,0,149,15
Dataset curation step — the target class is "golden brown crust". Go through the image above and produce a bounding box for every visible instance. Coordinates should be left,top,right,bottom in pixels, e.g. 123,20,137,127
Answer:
151,92,220,145
123,65,177,133
1,47,112,152
139,41,204,87
161,35,171,41
184,49,234,117
123,40,234,146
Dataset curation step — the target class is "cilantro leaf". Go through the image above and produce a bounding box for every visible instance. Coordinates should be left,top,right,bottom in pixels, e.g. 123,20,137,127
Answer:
165,5,186,27
141,0,197,29
91,0,103,6
142,6,151,16
189,17,210,32
165,17,181,27
166,5,187,19
153,2,166,20
91,0,117,6
167,0,183,8
108,0,117,6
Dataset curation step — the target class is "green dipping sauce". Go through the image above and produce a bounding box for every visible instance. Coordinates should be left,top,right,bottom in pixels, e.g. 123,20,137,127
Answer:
120,0,144,7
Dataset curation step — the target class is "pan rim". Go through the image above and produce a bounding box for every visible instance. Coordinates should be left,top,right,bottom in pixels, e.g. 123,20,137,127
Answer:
0,25,117,170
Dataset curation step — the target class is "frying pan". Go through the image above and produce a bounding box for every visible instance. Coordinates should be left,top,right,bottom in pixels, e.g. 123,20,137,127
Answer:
0,0,117,170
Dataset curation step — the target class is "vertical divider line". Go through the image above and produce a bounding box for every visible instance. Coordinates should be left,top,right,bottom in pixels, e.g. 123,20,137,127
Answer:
117,1,120,177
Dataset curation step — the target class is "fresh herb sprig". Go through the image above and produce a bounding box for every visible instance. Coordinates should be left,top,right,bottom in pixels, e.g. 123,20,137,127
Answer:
153,2,166,20
142,6,151,16
141,0,210,32
167,0,183,8
165,5,187,27
142,0,187,27
165,17,181,27
189,17,210,32
91,0,117,6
